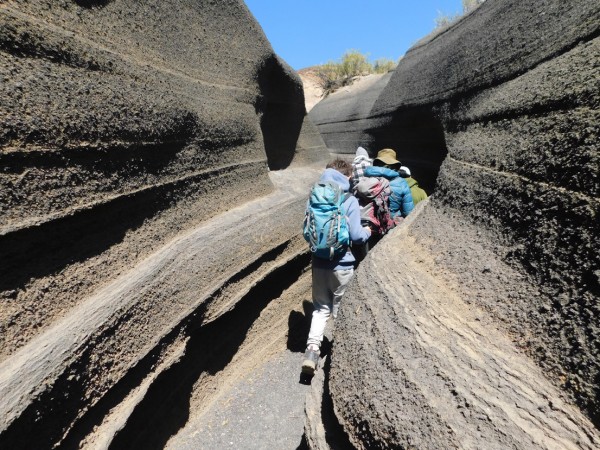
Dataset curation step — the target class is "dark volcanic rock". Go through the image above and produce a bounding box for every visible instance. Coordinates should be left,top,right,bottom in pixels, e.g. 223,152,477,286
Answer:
308,73,393,155
0,1,327,448
321,0,600,448
333,206,599,449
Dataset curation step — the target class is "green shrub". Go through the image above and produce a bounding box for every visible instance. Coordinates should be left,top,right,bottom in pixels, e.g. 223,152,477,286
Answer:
315,51,397,96
463,0,485,13
434,11,461,29
338,50,372,78
373,58,397,74
435,0,485,29
315,62,345,95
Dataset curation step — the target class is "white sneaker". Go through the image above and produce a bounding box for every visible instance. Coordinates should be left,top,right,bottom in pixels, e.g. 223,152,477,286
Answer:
301,345,320,375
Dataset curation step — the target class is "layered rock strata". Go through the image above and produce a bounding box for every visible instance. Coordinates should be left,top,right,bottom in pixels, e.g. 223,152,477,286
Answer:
333,205,599,449
308,73,392,156
0,1,326,447
321,0,600,447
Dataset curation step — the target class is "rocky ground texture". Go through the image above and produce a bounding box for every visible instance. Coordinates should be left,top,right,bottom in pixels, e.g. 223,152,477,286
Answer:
1,0,599,448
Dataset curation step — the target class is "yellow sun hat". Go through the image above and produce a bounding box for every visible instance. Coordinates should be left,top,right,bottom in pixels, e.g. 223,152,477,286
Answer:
374,148,401,166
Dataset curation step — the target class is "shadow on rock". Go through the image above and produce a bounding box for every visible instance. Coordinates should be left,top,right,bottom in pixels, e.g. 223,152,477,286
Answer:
287,300,313,353
320,356,354,449
74,0,112,8
108,253,309,449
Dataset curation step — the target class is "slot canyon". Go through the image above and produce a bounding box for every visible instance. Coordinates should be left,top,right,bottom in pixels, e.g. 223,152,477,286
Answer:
1,0,598,448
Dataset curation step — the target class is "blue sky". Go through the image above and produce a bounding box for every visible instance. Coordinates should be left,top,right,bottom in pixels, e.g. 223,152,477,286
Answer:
244,0,466,70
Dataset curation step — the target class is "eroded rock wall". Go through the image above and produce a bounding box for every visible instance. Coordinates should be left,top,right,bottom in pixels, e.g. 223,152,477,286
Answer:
326,0,600,447
332,205,600,449
1,0,266,358
308,73,392,155
309,72,448,194
0,1,326,447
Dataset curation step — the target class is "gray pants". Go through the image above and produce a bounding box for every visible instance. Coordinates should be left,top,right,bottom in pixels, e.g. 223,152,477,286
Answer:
306,266,354,348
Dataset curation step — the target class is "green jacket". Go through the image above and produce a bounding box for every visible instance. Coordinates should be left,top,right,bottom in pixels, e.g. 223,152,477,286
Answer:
405,177,427,205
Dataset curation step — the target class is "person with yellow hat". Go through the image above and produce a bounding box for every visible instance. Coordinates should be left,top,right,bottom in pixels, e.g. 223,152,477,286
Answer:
364,148,414,219
373,148,402,169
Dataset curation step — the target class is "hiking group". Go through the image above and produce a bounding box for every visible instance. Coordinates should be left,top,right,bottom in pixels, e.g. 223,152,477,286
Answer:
301,147,427,375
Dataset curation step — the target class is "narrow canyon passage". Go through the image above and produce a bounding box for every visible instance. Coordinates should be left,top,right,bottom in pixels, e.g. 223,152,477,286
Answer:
68,150,433,449
0,166,321,449
101,242,358,450
165,272,314,450
97,263,316,450
2,1,598,448
59,245,317,450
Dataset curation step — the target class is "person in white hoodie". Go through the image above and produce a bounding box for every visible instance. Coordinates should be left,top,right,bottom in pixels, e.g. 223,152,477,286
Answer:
350,146,372,189
349,146,374,266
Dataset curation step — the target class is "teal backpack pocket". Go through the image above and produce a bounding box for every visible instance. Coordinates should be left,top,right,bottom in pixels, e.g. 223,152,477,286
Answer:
303,181,350,260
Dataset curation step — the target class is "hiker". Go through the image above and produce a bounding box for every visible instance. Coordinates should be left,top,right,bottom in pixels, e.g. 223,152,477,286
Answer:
364,148,414,221
350,146,373,263
301,159,371,375
352,173,394,265
398,166,428,206
350,146,372,189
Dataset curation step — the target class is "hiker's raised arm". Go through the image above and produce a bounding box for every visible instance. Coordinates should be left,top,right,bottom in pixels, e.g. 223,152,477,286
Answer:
346,196,370,243
364,166,399,179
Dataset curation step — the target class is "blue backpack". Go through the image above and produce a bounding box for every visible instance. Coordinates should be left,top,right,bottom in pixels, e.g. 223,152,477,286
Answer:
303,181,351,260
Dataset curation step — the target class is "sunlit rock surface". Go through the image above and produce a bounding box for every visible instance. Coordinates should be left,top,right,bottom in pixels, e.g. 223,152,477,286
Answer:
320,0,600,448
308,73,392,157
0,1,327,447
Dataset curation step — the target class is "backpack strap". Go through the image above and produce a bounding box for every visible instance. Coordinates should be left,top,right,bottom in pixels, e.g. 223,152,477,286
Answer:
341,192,354,249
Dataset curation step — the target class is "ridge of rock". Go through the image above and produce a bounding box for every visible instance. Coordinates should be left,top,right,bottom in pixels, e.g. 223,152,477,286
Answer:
0,1,327,447
309,0,600,447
